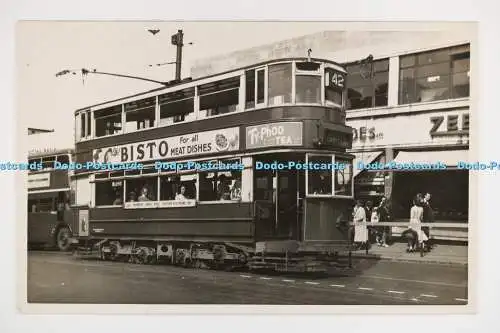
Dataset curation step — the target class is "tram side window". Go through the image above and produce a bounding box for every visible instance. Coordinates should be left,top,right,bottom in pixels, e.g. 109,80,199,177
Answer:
334,157,353,196
268,63,292,106
307,155,332,195
95,180,123,206
125,178,157,202
175,174,196,200
124,97,156,132
245,70,255,109
41,156,56,169
160,175,179,201
56,154,70,165
199,77,240,117
325,85,343,106
199,161,242,202
28,199,37,213
95,106,122,137
296,75,322,104
159,88,195,125
37,198,54,212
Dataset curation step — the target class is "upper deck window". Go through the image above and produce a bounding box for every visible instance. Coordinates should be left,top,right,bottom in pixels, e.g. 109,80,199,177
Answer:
268,63,292,106
399,44,470,104
346,59,389,110
124,97,156,131
295,62,322,104
159,88,195,125
76,110,91,141
199,77,240,117
95,105,122,137
245,68,265,109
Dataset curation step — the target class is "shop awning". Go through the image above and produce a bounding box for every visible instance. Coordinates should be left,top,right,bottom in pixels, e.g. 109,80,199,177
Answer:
392,150,469,168
352,151,383,177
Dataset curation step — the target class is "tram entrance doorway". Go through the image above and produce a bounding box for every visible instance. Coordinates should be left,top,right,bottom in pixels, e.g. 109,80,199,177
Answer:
253,154,304,241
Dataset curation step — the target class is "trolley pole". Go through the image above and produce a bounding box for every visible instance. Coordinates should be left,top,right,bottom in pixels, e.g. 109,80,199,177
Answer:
171,29,184,81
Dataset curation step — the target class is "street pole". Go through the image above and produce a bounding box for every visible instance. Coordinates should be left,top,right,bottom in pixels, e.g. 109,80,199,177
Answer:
172,30,184,81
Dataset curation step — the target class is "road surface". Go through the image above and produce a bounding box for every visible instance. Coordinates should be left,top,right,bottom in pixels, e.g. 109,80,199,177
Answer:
27,251,468,305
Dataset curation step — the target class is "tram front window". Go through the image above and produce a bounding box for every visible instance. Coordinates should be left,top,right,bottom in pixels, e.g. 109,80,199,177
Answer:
307,155,333,195
296,75,321,104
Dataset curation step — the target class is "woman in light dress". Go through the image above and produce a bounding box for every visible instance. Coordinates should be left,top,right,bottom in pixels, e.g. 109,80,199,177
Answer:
353,200,368,249
406,194,428,252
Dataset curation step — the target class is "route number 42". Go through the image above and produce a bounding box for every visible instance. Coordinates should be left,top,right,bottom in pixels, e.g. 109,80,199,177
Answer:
331,73,345,88
326,69,345,90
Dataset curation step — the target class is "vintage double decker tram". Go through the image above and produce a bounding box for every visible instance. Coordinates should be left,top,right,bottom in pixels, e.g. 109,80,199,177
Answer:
27,134,75,251
72,57,354,272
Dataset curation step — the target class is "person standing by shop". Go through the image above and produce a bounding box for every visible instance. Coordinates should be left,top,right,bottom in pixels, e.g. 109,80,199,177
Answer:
422,192,434,250
376,196,390,247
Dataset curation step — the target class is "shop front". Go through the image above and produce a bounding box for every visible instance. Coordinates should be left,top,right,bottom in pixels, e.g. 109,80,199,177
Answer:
348,107,470,225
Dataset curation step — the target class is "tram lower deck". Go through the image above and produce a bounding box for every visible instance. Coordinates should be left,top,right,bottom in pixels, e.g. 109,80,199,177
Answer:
73,152,354,272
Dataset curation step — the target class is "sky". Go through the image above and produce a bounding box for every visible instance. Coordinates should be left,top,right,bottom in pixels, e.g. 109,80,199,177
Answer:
17,21,353,148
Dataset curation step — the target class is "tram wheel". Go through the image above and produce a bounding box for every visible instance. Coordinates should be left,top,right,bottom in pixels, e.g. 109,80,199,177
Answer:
56,226,72,252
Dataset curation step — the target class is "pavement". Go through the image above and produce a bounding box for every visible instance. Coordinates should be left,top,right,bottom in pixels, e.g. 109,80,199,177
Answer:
26,251,468,305
348,242,468,266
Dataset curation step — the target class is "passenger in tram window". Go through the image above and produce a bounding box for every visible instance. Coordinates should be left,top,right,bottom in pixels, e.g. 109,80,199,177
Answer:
230,179,242,200
175,185,188,201
138,186,151,202
217,175,231,201
128,191,137,202
112,191,123,206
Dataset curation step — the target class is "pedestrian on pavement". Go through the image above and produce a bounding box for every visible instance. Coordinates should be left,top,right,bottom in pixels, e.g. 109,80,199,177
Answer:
375,196,390,247
353,200,368,250
403,194,428,252
422,192,434,250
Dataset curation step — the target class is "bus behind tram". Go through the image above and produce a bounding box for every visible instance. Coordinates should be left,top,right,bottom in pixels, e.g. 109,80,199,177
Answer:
71,57,354,273
27,134,76,251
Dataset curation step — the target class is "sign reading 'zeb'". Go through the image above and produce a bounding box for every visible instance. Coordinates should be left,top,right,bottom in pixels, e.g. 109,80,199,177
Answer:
430,113,470,136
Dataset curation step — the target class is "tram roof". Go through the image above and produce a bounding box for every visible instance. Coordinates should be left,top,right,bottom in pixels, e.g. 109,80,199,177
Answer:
27,132,74,158
74,57,346,114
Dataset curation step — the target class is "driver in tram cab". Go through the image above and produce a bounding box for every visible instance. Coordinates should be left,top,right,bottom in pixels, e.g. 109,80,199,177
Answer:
313,172,330,194
175,185,188,201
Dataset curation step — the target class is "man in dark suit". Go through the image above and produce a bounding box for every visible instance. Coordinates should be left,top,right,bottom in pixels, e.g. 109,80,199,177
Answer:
422,192,434,249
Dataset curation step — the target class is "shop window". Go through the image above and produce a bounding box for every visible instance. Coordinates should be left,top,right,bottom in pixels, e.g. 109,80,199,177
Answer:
399,44,470,104
159,88,195,125
307,155,332,196
199,160,242,202
95,180,123,206
125,177,157,202
199,77,240,117
334,157,353,196
95,106,122,137
124,97,156,131
346,59,389,110
268,63,292,105
296,75,321,104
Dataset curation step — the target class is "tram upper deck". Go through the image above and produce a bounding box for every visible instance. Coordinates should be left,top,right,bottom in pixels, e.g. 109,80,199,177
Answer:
73,58,350,163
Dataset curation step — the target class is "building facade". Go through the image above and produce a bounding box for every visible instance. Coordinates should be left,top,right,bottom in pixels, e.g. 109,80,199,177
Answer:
190,28,473,226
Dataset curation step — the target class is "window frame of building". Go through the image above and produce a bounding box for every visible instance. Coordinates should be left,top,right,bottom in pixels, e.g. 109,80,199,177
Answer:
398,44,470,105
345,58,389,110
